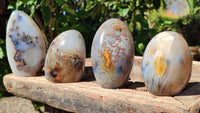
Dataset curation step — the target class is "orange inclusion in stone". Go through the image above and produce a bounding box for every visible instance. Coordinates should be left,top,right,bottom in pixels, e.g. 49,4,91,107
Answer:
114,26,120,30
104,50,111,68
103,50,114,71
154,56,167,76
169,84,173,90
57,74,61,81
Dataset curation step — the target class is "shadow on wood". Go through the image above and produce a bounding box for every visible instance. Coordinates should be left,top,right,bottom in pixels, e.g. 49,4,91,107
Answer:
81,67,95,82
45,104,72,113
178,82,200,96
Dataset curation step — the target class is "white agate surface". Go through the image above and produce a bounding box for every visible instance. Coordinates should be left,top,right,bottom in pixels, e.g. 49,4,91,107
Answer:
142,31,192,96
6,10,46,76
91,18,134,88
45,30,86,83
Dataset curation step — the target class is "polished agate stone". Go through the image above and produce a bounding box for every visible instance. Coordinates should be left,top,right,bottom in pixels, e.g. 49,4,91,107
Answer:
142,31,192,96
91,18,134,88
6,10,46,76
45,30,86,83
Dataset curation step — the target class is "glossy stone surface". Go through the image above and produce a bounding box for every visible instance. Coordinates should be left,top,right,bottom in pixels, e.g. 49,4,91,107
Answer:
6,10,46,76
45,30,86,83
142,31,192,96
91,18,134,88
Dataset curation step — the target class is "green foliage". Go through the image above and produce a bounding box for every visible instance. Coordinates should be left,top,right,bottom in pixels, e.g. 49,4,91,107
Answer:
32,101,44,112
188,0,200,15
7,0,163,57
0,39,11,97
0,47,4,59
118,8,129,17
148,0,200,46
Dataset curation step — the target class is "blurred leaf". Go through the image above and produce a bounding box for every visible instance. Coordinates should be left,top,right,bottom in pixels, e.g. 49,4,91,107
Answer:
32,101,44,110
135,15,148,28
30,5,35,17
56,0,64,6
136,22,141,31
62,4,76,15
138,43,144,50
148,29,157,37
16,1,23,9
138,43,144,54
187,0,194,9
7,5,14,9
118,8,129,17
0,47,4,59
90,3,103,19
27,0,34,5
193,7,200,14
162,20,172,25
0,93,2,98
18,0,27,2
128,22,134,32
40,6,51,27
61,22,68,27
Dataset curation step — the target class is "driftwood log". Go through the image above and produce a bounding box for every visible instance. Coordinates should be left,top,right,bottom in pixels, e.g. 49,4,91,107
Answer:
3,56,200,113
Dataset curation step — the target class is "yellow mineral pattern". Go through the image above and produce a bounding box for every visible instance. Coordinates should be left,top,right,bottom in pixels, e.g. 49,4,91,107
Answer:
154,56,167,76
104,50,111,68
103,50,115,72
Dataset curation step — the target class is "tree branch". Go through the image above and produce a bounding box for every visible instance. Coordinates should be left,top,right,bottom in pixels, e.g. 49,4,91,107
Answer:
47,0,54,43
33,11,49,47
0,86,6,92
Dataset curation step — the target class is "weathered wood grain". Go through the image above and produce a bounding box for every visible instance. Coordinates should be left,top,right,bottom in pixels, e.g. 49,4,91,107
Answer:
3,57,200,113
4,74,188,113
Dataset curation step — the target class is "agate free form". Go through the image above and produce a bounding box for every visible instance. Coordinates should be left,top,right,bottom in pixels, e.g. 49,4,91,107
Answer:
142,31,192,96
6,10,46,76
45,30,86,83
91,18,134,88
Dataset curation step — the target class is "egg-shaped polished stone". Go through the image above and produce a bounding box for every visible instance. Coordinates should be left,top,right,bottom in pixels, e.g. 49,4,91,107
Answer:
91,18,134,88
6,10,46,76
45,30,86,83
142,31,192,96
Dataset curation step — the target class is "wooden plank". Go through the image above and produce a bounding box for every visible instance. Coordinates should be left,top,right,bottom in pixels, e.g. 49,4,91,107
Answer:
129,57,200,112
3,57,200,113
44,104,71,113
174,61,200,112
130,56,143,82
4,74,188,113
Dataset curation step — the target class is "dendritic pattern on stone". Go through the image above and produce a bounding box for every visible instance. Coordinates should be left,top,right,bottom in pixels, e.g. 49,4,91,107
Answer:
45,30,86,83
6,10,46,76
91,18,134,88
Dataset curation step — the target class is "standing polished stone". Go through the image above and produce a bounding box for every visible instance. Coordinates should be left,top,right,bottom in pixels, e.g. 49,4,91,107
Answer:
6,10,46,76
142,31,192,96
45,30,86,83
91,18,134,88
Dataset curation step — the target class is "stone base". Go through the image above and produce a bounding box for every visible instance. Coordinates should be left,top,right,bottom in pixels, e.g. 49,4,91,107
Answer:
0,96,38,113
